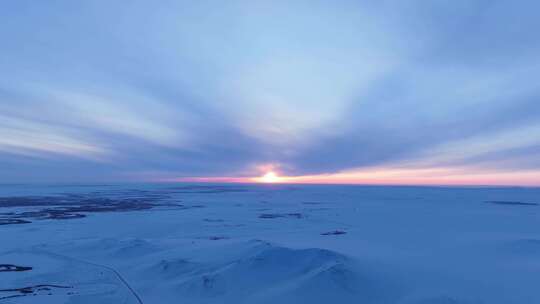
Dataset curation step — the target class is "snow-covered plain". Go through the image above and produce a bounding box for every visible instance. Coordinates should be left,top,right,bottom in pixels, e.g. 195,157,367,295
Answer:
0,183,539,303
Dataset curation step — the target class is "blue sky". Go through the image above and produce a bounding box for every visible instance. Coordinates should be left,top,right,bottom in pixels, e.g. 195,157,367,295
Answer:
1,0,539,185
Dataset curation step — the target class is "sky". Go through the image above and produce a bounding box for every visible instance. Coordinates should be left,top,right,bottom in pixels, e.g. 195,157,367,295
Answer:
1,0,540,186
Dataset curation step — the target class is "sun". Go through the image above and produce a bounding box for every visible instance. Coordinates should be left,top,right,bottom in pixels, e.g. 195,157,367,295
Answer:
260,171,280,183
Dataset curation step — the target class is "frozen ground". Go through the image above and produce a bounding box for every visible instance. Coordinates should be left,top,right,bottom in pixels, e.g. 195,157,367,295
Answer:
0,183,539,303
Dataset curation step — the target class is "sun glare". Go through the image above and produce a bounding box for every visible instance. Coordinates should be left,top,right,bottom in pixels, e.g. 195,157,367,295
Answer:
260,171,280,183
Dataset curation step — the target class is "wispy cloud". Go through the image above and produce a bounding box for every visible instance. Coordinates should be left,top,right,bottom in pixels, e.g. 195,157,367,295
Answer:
0,115,109,160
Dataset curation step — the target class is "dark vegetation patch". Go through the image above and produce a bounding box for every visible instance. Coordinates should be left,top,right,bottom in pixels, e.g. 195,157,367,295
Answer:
0,185,240,226
0,284,73,300
485,201,538,206
258,213,304,219
189,205,206,209
208,236,229,241
0,264,32,272
0,219,31,226
0,199,160,225
195,235,229,241
321,230,347,236
0,189,194,226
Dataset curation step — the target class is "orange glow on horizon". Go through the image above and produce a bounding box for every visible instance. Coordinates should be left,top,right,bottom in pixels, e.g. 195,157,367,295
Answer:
162,167,540,187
